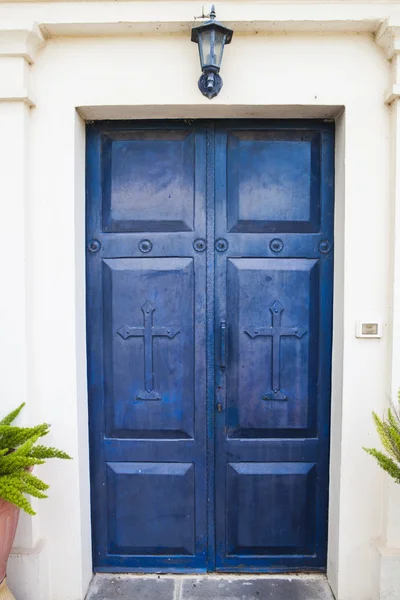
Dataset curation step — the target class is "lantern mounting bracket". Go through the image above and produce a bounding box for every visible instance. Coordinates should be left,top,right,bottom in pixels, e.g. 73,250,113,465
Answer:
198,71,223,99
194,6,213,20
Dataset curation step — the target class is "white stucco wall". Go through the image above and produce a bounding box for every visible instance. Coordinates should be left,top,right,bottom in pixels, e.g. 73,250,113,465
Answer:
0,3,399,600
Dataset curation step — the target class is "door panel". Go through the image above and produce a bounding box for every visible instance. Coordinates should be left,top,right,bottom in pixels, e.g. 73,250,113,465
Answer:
102,129,195,232
87,122,207,572
226,257,319,438
226,129,321,233
215,122,334,571
106,462,195,556
103,257,195,439
226,462,317,556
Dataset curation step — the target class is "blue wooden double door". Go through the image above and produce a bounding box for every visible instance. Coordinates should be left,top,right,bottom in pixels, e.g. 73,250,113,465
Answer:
86,120,334,573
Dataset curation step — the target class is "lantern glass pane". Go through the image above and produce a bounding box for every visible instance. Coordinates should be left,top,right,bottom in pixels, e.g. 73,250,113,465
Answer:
214,30,225,67
198,29,212,67
198,28,226,68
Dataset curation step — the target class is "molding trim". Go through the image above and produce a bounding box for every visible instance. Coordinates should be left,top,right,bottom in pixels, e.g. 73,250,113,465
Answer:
10,537,46,557
0,24,44,105
375,19,400,104
0,24,45,64
376,19,400,60
385,84,400,105
0,96,35,107
0,4,390,38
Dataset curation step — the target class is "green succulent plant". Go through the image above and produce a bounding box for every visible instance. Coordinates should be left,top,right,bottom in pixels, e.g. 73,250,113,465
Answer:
0,403,71,515
364,391,400,483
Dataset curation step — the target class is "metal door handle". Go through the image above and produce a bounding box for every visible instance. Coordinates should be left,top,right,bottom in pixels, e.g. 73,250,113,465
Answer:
220,320,227,370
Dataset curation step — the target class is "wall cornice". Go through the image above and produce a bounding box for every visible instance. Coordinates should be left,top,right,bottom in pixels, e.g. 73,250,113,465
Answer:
0,24,44,105
0,2,393,37
0,3,400,105
0,4,392,38
0,23,45,64
376,19,400,103
376,18,400,59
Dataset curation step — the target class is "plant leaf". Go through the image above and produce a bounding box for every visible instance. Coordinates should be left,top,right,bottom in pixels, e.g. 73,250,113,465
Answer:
0,403,25,427
0,481,35,515
0,456,45,475
20,471,50,491
0,404,72,512
30,446,71,460
0,424,50,450
364,447,400,483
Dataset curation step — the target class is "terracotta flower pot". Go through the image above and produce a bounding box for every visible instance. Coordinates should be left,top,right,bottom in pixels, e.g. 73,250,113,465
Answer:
0,498,19,594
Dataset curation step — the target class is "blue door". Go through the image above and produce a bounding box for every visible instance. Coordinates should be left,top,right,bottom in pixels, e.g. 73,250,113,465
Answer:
86,120,334,573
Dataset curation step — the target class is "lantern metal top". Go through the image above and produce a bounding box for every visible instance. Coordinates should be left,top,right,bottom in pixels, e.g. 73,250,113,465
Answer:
191,5,233,45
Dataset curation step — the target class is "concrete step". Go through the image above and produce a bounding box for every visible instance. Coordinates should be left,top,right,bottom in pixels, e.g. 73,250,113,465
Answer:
86,574,335,600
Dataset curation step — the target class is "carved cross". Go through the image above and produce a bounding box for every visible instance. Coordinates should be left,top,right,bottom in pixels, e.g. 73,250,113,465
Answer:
117,300,180,401
244,300,307,401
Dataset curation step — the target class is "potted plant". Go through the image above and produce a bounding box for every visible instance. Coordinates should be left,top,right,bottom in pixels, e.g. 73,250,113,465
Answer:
364,390,400,482
0,403,71,600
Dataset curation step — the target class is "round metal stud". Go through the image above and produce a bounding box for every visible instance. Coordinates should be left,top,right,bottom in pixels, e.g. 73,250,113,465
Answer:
138,239,153,253
215,238,229,252
193,238,207,252
319,240,332,254
88,239,101,253
270,238,284,253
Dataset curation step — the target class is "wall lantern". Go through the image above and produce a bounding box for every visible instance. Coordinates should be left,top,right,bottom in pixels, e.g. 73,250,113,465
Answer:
191,5,233,99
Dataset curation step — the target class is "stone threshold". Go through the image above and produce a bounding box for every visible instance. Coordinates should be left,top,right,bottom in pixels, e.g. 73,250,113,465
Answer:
86,573,335,600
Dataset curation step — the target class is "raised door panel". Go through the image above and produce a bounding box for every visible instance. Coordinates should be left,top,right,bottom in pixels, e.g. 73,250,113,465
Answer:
226,257,319,438
227,130,321,233
106,462,195,556
103,257,195,440
226,462,317,556
102,130,195,232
